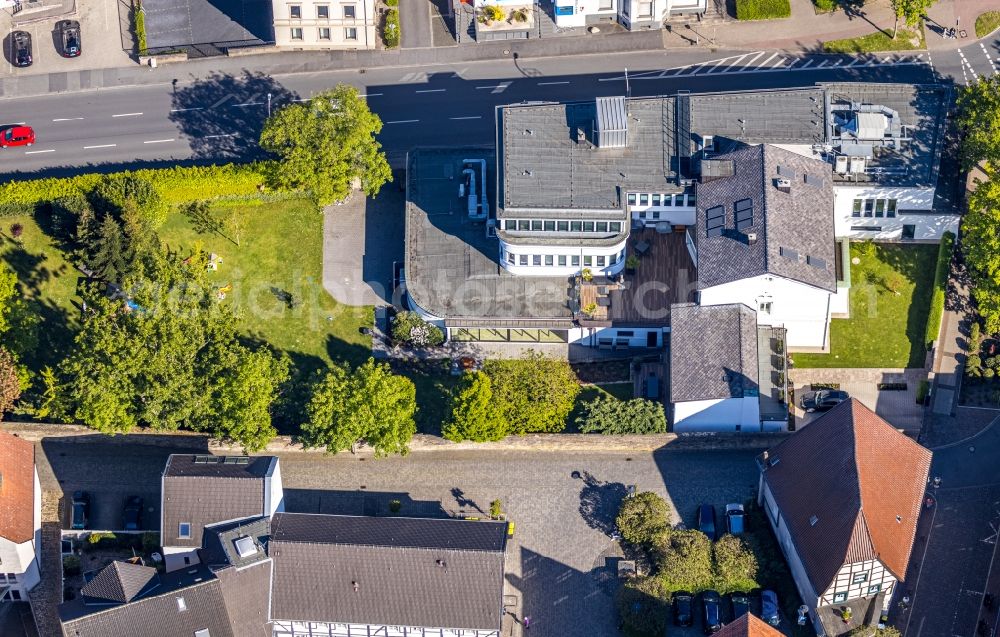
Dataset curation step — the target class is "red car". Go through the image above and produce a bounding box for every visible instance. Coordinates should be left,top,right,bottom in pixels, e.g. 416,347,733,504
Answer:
0,126,35,148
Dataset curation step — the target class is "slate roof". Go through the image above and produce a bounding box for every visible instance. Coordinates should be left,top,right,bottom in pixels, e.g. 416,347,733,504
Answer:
759,399,932,594
60,565,236,637
200,516,271,569
695,144,836,292
214,559,273,637
161,455,275,547
0,430,35,544
669,303,759,403
80,561,160,605
269,513,507,629
716,613,784,637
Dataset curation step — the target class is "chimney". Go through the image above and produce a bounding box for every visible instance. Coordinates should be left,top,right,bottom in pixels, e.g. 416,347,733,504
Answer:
775,177,792,193
576,127,587,144
747,232,759,245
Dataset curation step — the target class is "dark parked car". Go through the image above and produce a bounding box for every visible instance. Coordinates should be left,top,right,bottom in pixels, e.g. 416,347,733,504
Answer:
701,590,723,634
71,491,90,530
57,20,81,57
799,389,849,413
697,504,717,540
725,503,745,535
761,589,780,626
729,591,750,619
673,591,694,627
11,31,32,67
122,496,143,530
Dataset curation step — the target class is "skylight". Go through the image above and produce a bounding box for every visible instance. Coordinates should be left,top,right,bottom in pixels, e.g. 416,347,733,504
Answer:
234,536,258,558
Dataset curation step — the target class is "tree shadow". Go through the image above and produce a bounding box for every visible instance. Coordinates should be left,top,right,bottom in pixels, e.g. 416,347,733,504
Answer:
168,71,299,161
450,487,484,515
577,471,628,536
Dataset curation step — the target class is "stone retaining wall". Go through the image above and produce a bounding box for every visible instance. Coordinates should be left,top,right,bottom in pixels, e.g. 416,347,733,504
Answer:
1,421,789,454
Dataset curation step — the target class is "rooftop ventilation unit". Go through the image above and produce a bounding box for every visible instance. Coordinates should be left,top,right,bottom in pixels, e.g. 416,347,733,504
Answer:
576,127,587,144
595,96,628,149
849,156,867,174
747,232,759,244
463,159,488,220
775,177,792,193
834,155,849,174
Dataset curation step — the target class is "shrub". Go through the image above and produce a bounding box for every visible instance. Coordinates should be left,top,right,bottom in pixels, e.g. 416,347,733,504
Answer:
849,627,902,637
970,322,983,355
813,0,836,11
736,0,791,20
713,534,759,592
384,0,398,5
615,577,667,636
391,311,444,347
576,396,667,435
482,4,505,21
63,555,81,576
482,351,580,435
443,371,507,442
86,532,119,549
511,7,528,22
654,529,714,593
967,354,983,377
383,9,400,48
985,368,995,379
616,492,671,546
925,232,955,346
916,379,929,404
490,499,504,519
133,2,147,54
625,254,640,270
9,223,23,238
389,499,401,513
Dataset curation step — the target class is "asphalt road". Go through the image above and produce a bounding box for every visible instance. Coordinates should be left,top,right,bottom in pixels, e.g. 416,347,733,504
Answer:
0,49,949,176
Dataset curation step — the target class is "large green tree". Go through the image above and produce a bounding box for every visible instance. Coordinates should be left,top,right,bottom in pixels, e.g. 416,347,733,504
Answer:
442,371,506,442
653,529,714,593
576,396,667,435
962,177,1000,333
615,577,667,636
482,351,580,435
956,75,1000,171
0,348,21,413
616,491,672,546
303,358,416,456
712,534,759,592
207,347,290,453
259,85,392,205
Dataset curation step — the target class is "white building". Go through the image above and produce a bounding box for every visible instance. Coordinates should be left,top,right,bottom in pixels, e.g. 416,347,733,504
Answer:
0,430,42,603
551,0,705,30
272,0,377,49
757,400,932,635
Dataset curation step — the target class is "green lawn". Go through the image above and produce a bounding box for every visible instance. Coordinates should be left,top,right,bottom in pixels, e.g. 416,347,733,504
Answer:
2,199,371,377
976,11,1000,37
736,0,791,20
793,242,937,369
823,28,924,53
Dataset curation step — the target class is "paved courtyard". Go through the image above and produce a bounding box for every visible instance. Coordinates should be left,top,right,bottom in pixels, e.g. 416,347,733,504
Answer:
36,437,764,636
790,367,926,433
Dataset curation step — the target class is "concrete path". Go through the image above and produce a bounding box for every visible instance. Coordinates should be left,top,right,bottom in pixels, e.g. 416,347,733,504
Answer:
400,0,434,48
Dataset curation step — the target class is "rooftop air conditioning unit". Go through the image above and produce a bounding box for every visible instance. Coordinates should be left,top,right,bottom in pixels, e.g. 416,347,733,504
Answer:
834,155,849,174
747,232,759,244
849,156,867,174
775,178,792,193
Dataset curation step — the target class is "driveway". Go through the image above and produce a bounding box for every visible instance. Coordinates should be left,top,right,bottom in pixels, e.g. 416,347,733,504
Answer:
790,368,926,433
36,437,763,637
322,183,404,307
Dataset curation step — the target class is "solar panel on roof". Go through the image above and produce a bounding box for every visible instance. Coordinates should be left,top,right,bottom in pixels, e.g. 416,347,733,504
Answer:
706,206,725,237
734,199,753,231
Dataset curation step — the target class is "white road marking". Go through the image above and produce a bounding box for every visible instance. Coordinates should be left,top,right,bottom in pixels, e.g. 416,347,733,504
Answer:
415,88,446,93
25,149,55,154
143,139,175,144
476,82,512,93
112,112,143,117
743,51,767,67
450,116,482,120
170,107,204,112
52,117,84,122
359,93,383,98
384,119,419,124
83,144,116,149
758,52,779,67
205,133,238,138
232,102,263,107
537,81,570,85
798,59,815,69
816,59,829,68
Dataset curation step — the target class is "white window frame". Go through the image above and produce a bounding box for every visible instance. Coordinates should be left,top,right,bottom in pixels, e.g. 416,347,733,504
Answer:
289,4,302,18
344,26,358,40
178,522,192,539
318,27,331,39
290,27,304,40
343,4,356,18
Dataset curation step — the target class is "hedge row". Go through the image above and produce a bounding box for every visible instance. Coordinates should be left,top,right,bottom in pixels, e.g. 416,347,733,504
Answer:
925,231,956,346
735,0,791,20
133,2,147,54
384,9,400,48
0,162,272,216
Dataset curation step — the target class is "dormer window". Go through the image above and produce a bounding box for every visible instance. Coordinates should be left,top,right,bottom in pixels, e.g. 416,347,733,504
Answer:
178,523,191,539
702,135,715,153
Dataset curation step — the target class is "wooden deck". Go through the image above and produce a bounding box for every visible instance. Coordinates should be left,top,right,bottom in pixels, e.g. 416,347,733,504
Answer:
610,229,698,325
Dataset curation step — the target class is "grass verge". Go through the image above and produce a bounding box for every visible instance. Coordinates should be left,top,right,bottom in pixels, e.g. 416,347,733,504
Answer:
822,27,924,53
793,242,937,369
736,0,791,20
976,11,1000,38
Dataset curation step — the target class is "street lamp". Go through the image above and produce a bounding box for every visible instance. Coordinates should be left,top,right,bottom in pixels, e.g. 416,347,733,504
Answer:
267,93,272,118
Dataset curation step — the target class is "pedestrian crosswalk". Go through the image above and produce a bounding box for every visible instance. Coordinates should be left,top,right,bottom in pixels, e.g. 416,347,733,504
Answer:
599,50,933,82
946,42,1000,85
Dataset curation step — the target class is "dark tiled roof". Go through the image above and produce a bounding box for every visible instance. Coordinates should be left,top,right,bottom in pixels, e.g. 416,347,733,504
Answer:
0,430,35,544
161,455,275,547
81,561,160,605
669,303,759,403
200,516,271,569
270,526,507,629
716,612,784,637
215,560,273,637
60,565,236,637
270,512,508,552
760,400,932,593
695,144,836,292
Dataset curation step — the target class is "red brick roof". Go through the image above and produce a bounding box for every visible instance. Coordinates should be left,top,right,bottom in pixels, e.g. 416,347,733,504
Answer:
0,430,35,544
760,399,932,593
717,613,785,637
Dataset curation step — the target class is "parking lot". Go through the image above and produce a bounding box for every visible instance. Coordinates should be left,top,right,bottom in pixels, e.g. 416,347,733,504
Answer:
36,437,764,636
